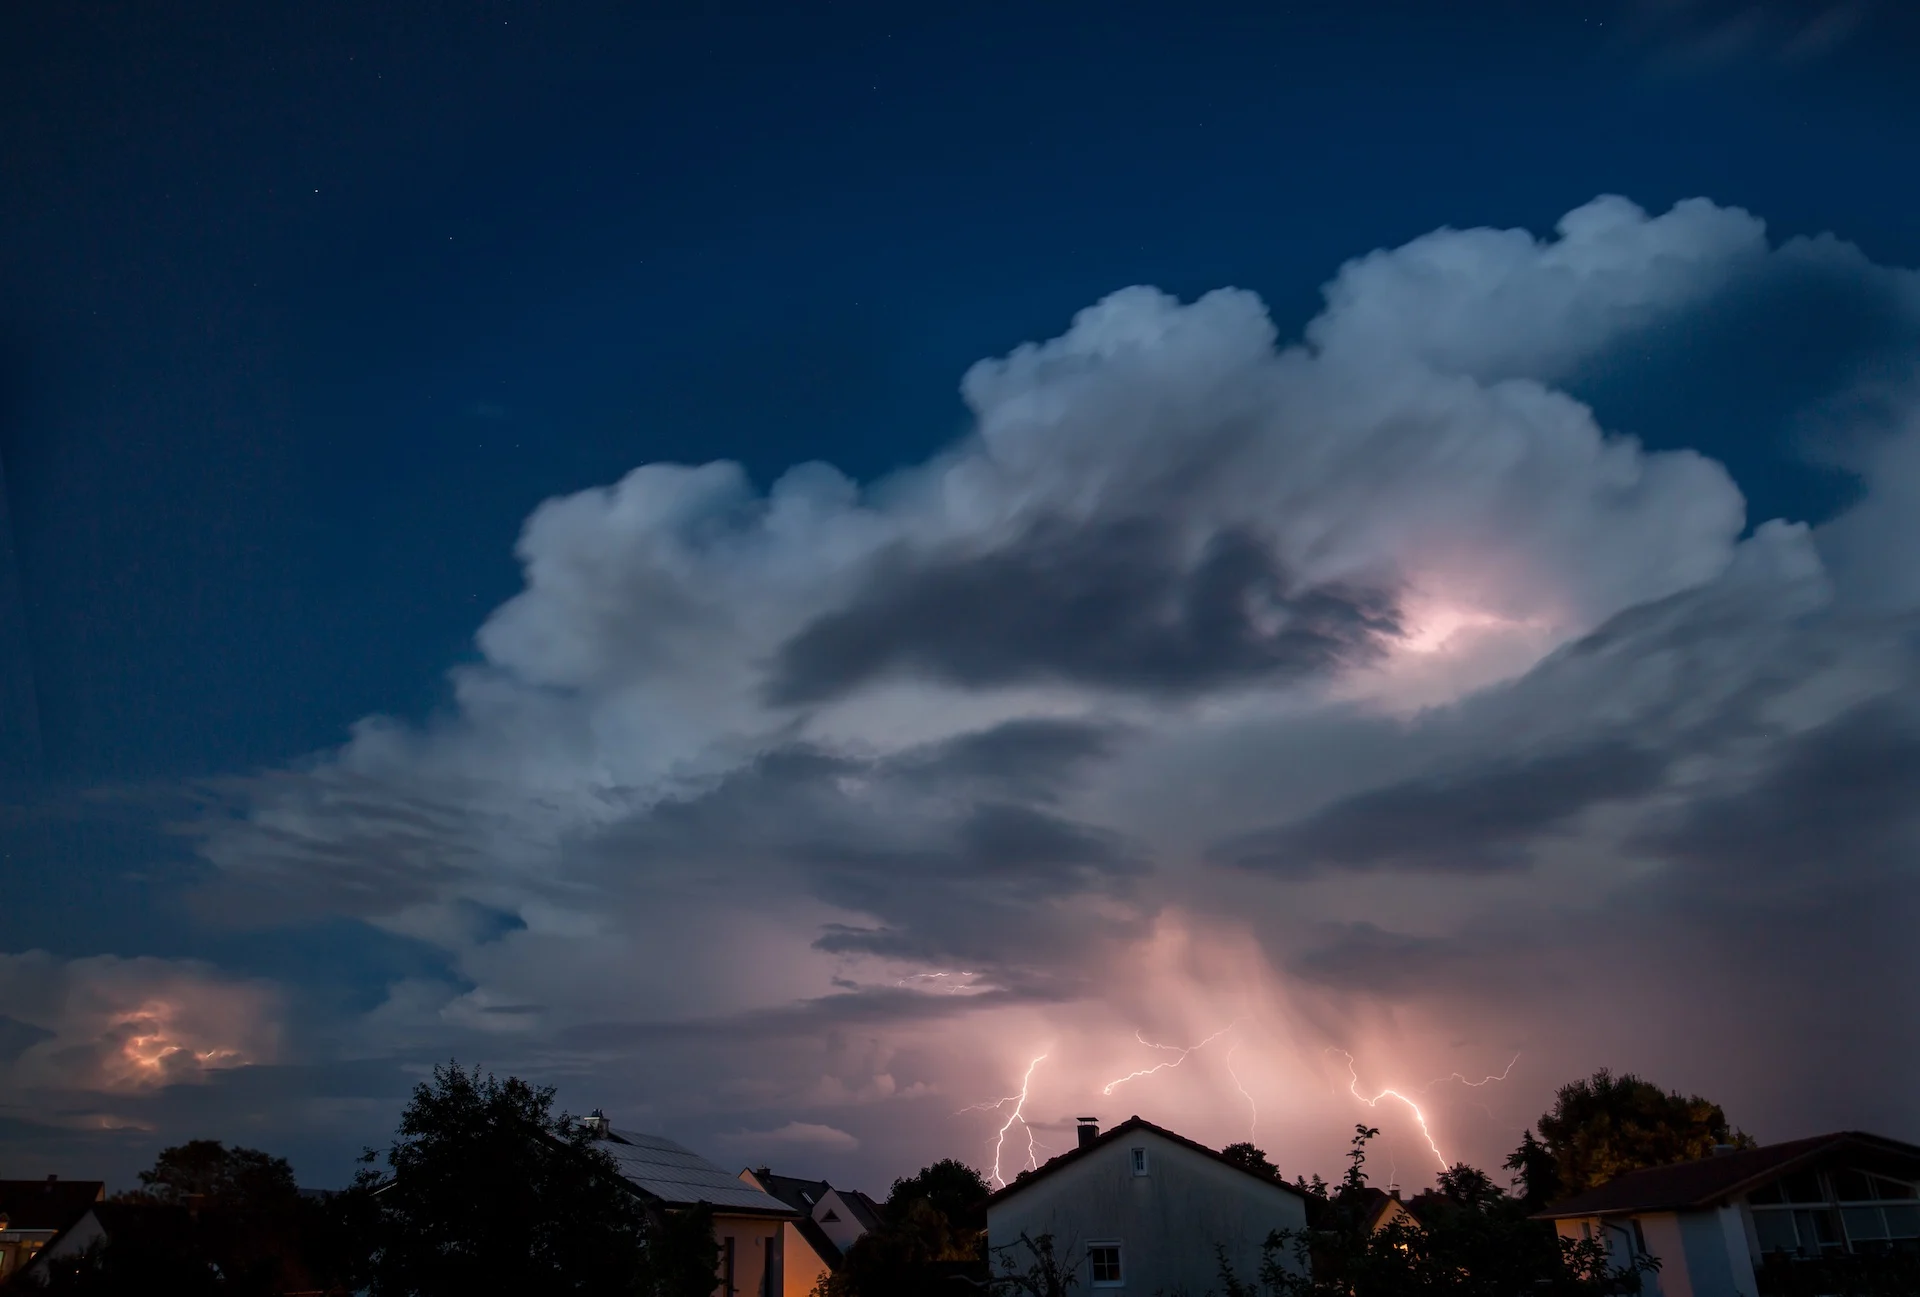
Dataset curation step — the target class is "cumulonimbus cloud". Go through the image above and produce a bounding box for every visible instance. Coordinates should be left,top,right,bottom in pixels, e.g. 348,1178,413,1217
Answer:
162,194,1920,1181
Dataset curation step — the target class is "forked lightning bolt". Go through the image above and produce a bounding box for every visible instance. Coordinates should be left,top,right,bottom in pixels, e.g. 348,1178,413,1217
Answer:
1100,1022,1237,1096
959,1053,1048,1188
1328,1048,1520,1171
1329,1048,1450,1170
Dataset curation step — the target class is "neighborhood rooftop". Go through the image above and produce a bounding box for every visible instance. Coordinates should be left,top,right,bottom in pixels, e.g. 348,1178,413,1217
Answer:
984,1115,1308,1205
1533,1131,1920,1220
597,1128,794,1216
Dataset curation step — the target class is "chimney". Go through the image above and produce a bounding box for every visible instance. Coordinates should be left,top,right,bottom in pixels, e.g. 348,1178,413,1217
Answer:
1076,1117,1099,1149
581,1109,611,1139
1389,1188,1401,1201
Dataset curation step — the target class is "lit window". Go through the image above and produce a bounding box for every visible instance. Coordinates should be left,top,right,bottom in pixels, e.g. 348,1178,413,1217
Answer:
1131,1148,1149,1176
1089,1244,1123,1286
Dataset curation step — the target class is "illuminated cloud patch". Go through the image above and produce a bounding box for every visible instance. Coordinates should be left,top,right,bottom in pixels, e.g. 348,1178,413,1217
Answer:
0,951,279,1097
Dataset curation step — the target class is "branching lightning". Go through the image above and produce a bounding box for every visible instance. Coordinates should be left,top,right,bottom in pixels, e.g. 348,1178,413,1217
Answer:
1225,1040,1257,1141
1100,1022,1237,1096
1327,1049,1522,1172
959,1053,1048,1188
1331,1048,1446,1169
1419,1054,1521,1091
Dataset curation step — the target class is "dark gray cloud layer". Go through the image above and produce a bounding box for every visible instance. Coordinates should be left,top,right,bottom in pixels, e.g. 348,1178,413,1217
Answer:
599,719,1145,965
768,518,1399,704
1211,740,1669,876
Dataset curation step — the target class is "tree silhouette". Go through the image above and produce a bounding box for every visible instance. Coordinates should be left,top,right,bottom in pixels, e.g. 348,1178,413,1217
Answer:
1530,1069,1751,1195
1221,1143,1281,1179
347,1062,653,1296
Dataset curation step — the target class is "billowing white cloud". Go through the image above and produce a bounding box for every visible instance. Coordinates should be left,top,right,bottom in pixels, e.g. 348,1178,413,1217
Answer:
177,195,1920,1186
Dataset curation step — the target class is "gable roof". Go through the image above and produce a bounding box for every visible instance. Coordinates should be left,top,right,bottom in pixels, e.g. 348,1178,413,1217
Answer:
598,1129,796,1217
748,1170,835,1215
0,1178,105,1233
833,1186,885,1233
1534,1131,1920,1220
984,1116,1307,1207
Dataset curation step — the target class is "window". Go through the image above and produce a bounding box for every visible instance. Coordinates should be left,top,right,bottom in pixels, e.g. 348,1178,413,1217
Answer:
1753,1210,1799,1256
1130,1147,1149,1176
1630,1220,1648,1257
1883,1205,1920,1239
1089,1243,1124,1287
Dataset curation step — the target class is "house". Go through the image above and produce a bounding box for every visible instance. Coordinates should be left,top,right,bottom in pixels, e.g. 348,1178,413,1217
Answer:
586,1119,800,1297
0,1176,107,1282
1304,1186,1421,1236
987,1116,1309,1294
736,1169,884,1297
1535,1130,1920,1297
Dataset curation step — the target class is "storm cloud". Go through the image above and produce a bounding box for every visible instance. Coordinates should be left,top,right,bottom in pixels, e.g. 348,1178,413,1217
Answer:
43,193,1919,1189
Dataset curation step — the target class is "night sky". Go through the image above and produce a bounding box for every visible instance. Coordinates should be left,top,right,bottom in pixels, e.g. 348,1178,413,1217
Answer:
4,0,1919,1195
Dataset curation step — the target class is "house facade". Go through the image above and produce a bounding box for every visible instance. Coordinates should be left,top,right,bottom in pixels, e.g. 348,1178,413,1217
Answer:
736,1169,884,1297
987,1116,1308,1294
588,1121,799,1297
0,1177,107,1283
1536,1130,1920,1297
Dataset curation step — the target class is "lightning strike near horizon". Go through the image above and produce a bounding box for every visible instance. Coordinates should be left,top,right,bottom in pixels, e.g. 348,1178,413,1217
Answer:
1226,1040,1257,1141
1100,1022,1237,1096
1329,1048,1448,1170
959,1053,1048,1188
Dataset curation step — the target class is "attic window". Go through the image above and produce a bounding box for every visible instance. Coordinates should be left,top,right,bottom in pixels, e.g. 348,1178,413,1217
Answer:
1131,1148,1149,1177
822,1210,840,1222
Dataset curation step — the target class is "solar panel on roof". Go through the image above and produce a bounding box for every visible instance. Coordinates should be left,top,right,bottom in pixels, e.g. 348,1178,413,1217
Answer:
602,1129,794,1213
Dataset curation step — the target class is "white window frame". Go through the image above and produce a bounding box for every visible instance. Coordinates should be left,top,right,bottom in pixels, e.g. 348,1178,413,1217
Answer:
1087,1240,1124,1288
1130,1147,1150,1177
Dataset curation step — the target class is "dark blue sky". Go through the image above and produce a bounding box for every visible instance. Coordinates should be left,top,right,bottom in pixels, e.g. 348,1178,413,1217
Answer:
6,0,1917,791
5,0,1920,1189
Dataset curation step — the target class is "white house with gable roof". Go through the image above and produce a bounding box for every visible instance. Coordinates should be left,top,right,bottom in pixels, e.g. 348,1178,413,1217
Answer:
987,1115,1308,1294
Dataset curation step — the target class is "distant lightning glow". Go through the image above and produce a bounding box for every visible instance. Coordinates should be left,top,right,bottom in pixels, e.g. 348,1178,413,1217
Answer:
1100,1022,1237,1096
959,1053,1048,1188
1327,1049,1521,1172
1226,1040,1257,1141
